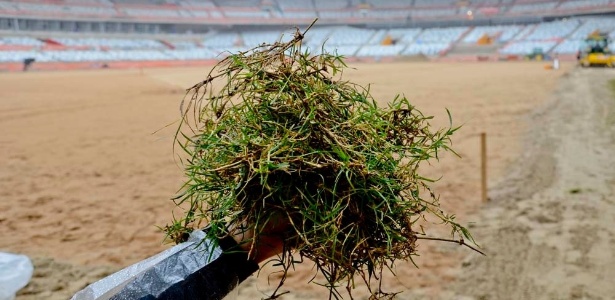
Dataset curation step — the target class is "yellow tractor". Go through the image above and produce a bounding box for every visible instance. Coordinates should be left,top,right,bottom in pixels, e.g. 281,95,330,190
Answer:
578,31,613,67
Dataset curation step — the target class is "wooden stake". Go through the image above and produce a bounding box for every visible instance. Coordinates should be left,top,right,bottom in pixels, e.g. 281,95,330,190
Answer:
481,132,488,202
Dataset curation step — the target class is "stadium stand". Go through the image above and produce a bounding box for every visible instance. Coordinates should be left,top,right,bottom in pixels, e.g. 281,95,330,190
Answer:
303,27,336,48
558,0,611,11
569,17,615,39
553,17,615,53
2,0,615,68
403,43,450,56
223,10,270,19
357,44,405,57
241,30,294,47
414,0,457,8
415,27,467,43
53,37,165,49
367,29,388,45
524,19,580,40
361,9,409,19
0,0,612,25
271,10,318,19
552,39,581,54
179,0,217,8
164,48,218,60
0,2,16,12
0,36,44,47
327,45,361,56
313,0,349,10
326,27,374,46
0,50,38,62
276,0,315,10
509,2,559,14
462,25,523,43
202,32,240,48
364,0,412,8
471,0,502,6
121,8,184,18
318,10,355,19
385,28,423,44
512,25,537,41
168,40,201,49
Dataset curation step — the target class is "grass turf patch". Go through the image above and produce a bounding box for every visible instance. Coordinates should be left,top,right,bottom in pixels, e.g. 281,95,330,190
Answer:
165,22,479,299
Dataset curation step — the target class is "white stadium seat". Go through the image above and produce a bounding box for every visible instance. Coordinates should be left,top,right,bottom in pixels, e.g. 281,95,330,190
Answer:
552,39,583,54
0,37,45,46
357,44,405,57
463,25,523,43
403,43,450,56
524,19,580,40
416,27,466,43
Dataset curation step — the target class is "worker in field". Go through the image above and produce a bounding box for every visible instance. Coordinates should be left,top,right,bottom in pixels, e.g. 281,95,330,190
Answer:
22,58,35,72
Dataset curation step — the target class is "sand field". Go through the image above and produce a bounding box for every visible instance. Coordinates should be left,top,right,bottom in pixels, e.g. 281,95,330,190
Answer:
4,60,612,299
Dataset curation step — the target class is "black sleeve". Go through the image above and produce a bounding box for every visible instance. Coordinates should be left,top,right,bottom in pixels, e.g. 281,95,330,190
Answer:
109,234,259,300
151,236,259,300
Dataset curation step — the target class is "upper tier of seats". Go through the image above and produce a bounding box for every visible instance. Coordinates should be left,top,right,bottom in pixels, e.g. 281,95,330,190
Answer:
0,0,613,24
2,17,615,62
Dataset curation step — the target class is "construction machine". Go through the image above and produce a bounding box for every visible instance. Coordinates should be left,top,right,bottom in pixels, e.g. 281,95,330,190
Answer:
578,31,613,67
526,47,548,61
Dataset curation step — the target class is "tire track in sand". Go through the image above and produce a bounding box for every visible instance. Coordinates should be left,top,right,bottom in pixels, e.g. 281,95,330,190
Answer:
452,68,615,300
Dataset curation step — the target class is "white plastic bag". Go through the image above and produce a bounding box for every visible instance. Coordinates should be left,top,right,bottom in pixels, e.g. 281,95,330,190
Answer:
0,252,34,300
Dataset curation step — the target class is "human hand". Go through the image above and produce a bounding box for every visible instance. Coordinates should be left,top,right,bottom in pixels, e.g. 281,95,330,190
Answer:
230,215,290,264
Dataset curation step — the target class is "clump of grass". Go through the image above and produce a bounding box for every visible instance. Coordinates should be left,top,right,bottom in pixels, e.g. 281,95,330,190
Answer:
165,21,479,299
569,188,582,194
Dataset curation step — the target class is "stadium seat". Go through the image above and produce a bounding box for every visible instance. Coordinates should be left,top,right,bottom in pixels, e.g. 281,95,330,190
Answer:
410,8,458,19
360,10,409,19
168,41,200,49
367,29,389,45
509,2,558,14
552,39,582,54
276,0,315,10
0,50,40,62
325,27,374,46
223,10,270,19
569,17,615,40
416,27,466,43
357,44,405,57
53,37,165,49
164,49,219,60
318,10,355,19
524,19,580,40
203,32,240,48
180,0,217,8
314,0,349,10
272,10,318,19
303,27,335,48
241,30,294,48
0,2,17,12
386,28,423,44
0,37,45,46
463,25,523,43
403,42,450,56
364,0,411,8
414,0,456,7
558,0,610,11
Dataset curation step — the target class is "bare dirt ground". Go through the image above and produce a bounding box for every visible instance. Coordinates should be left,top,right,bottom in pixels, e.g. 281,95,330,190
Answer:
450,68,615,300
2,61,603,300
